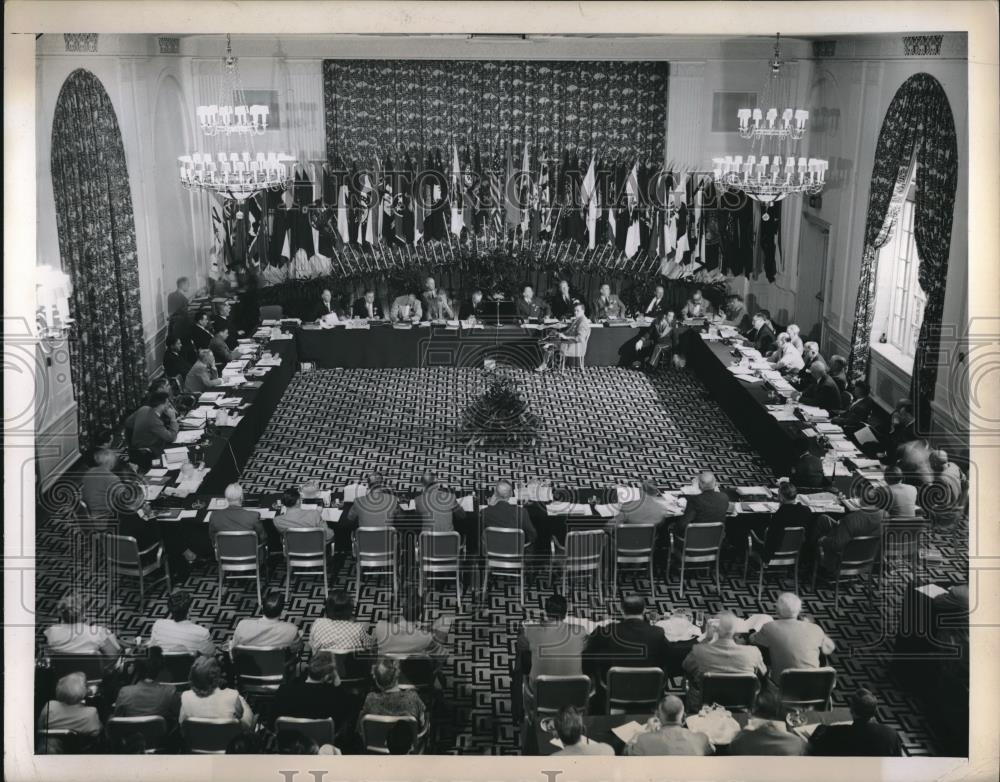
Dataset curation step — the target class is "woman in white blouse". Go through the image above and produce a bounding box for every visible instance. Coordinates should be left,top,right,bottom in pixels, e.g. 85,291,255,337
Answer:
767,334,805,373
179,656,254,731
44,591,122,657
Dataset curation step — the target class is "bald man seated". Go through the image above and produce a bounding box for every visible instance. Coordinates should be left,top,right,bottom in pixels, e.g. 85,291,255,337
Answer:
672,471,730,538
624,695,713,756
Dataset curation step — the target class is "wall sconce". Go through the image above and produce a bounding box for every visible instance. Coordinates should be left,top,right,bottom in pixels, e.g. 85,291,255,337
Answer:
36,264,74,351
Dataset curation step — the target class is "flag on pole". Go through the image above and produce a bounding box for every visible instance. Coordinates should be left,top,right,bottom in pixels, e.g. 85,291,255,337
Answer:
450,142,463,236
489,146,503,235
538,152,551,238
582,153,598,250
504,143,520,229
362,173,374,244
462,146,476,232
519,140,531,233
625,161,641,258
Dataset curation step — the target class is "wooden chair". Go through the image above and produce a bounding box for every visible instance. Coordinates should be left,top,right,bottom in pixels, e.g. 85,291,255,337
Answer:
416,531,463,612
353,527,398,605
181,717,243,753
214,530,266,610
813,534,881,609
283,528,329,601
553,529,607,606
699,672,760,712
779,666,837,711
482,527,527,606
612,524,657,598
105,533,171,609
274,716,335,747
667,522,725,596
744,525,806,605
605,666,664,715
231,645,289,697
106,715,169,753
535,674,592,716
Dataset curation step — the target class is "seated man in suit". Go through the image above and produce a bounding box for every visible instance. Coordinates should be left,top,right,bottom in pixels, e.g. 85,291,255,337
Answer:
167,276,191,318
584,595,670,686
681,288,711,320
720,294,752,332
828,354,850,406
590,283,626,320
726,689,807,756
535,300,590,372
414,470,466,534
797,361,843,413
115,478,163,550
162,336,192,382
753,481,815,563
82,448,124,521
813,491,886,572
790,441,828,489
389,292,423,323
833,380,877,435
634,310,679,369
185,349,225,394
128,391,179,456
191,310,215,351
795,341,825,389
923,449,965,523
614,479,679,528
548,279,577,320
208,482,266,545
808,688,902,756
515,285,550,322
419,276,439,315
624,695,713,756
426,288,456,321
275,487,334,545
681,611,767,711
229,592,302,653
344,473,399,529
744,311,777,355
213,300,241,349
458,289,487,321
481,479,536,548
750,592,835,682
784,323,805,353
516,595,591,720
671,471,730,539
351,290,384,320
314,288,342,322
885,466,918,517
641,283,670,320
209,325,235,364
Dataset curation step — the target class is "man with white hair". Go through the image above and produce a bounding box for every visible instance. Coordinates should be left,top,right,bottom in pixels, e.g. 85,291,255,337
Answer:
625,695,713,756
798,360,843,412
681,611,767,712
208,482,266,543
751,593,835,681
672,471,730,538
785,324,804,353
796,341,825,388
185,348,225,393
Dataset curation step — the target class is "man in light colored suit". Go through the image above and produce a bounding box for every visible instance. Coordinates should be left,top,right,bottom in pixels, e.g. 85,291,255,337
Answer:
591,283,626,320
426,288,456,321
344,473,399,529
536,301,591,372
390,292,423,323
414,470,466,533
614,479,680,527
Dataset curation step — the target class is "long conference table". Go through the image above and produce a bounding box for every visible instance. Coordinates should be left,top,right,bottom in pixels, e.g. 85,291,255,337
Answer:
295,321,645,369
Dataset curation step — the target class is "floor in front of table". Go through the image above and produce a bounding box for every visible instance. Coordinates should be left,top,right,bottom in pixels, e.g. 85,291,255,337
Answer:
36,365,967,755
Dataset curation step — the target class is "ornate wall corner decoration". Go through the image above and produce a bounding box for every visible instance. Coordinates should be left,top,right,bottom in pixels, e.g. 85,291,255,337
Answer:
812,40,836,58
63,33,98,53
158,37,180,55
902,35,943,56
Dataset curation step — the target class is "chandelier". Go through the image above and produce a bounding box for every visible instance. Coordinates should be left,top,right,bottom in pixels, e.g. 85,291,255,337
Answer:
712,33,827,204
178,34,294,202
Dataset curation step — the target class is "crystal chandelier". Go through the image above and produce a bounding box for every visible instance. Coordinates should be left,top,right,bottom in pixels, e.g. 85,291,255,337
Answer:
712,33,827,204
178,34,294,202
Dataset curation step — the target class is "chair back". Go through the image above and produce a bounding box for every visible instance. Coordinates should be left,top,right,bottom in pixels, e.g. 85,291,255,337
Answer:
778,666,837,710
769,526,806,566
181,717,243,753
682,523,725,562
483,527,526,567
356,527,397,567
418,531,461,568
47,654,111,686
534,674,592,715
275,716,335,747
360,714,418,754
564,529,605,573
700,672,760,712
327,649,373,684
231,645,288,694
106,715,169,752
215,531,260,573
882,519,930,563
159,653,196,689
606,666,664,714
839,535,881,576
259,304,284,321
284,528,327,564
615,524,656,562
387,654,437,691
106,534,141,571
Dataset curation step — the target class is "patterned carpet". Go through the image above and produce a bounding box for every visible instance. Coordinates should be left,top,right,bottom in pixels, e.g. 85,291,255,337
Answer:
35,365,968,755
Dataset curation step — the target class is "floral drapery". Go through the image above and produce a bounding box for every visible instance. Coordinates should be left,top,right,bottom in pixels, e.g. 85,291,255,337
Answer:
322,60,668,166
847,73,958,426
51,69,148,453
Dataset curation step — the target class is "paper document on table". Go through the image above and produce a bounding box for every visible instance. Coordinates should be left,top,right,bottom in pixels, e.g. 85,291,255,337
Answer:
593,504,617,518
520,323,544,331
831,439,858,452
770,410,799,421
823,461,852,478
816,422,844,434
744,502,779,513
516,483,553,502
268,333,293,340
915,583,949,599
261,319,280,327
680,485,702,495
797,404,831,419
162,448,189,468
143,485,163,501
854,425,878,445
800,492,841,508
179,510,198,519
207,497,228,510
174,429,203,444
458,495,475,513
611,721,646,744
851,457,881,469
548,502,593,516
735,486,769,496
321,508,343,523
199,391,224,402
145,468,168,478
343,483,368,502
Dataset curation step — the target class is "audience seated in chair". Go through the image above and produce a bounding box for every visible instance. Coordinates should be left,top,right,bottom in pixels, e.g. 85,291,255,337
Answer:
272,650,360,749
756,482,813,562
209,483,266,544
517,595,591,718
923,449,966,524
115,477,164,550
551,705,614,756
681,611,767,712
184,349,224,394
125,391,179,457
624,694,713,756
750,593,835,681
808,687,902,756
162,336,192,382
228,592,302,653
344,473,400,529
414,470,467,534
671,471,729,538
885,466,918,517
357,657,427,737
37,672,103,753
832,380,877,435
372,594,448,658
179,656,254,731
112,645,181,726
44,590,122,656
149,590,216,657
308,590,375,654
274,487,333,544
727,689,808,756
797,361,842,413
481,479,537,548
789,444,828,490
613,478,679,528
82,448,124,522
814,492,886,573
584,595,669,686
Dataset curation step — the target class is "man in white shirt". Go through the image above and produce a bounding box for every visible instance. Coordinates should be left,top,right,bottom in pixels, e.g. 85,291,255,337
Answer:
643,284,670,319
750,592,835,682
229,593,301,653
149,590,216,657
551,706,614,756
274,487,334,545
390,292,423,323
884,466,918,517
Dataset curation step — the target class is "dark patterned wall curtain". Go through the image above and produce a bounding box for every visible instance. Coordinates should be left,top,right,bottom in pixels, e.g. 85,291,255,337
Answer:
847,73,958,427
323,60,667,164
51,69,148,453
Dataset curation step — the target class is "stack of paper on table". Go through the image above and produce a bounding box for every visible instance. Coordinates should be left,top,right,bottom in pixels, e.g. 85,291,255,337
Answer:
213,411,244,428
173,429,203,444
823,461,852,478
180,414,207,429
244,507,277,520
611,721,646,743
145,468,169,479
261,319,280,327
215,397,242,407
257,354,282,366
593,504,617,518
458,495,475,513
445,320,461,330
198,391,224,403
321,507,342,523
162,447,189,469
515,483,554,502
680,484,702,495
392,322,413,329
769,408,800,422
816,422,844,434
851,457,882,469
219,374,247,387
460,320,484,329
548,502,593,516
207,497,228,510
343,483,368,502
743,501,780,513
268,332,293,340
769,378,795,395
797,404,831,420
735,486,769,497
736,347,762,358
280,318,303,326
831,439,859,453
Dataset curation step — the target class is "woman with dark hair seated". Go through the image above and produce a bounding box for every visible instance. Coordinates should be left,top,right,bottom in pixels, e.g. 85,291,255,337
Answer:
179,656,254,731
112,646,180,727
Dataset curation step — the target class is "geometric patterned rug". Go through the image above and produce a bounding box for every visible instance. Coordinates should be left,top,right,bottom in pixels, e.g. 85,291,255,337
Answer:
34,366,968,755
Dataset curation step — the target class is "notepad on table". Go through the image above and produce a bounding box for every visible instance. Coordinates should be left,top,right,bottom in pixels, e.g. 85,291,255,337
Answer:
458,495,475,513
208,497,228,510
321,508,343,523
146,468,168,479
174,430,203,444
611,721,646,744
143,485,163,502
735,486,769,496
593,504,617,518
199,391,224,402
548,502,593,516
743,502,779,513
